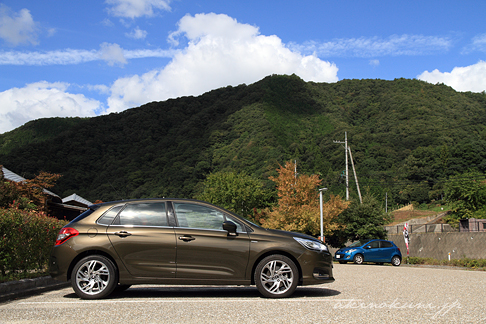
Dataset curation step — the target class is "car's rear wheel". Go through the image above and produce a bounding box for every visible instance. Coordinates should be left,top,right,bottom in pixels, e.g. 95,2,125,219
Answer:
353,254,364,264
255,255,298,298
71,255,118,299
391,255,401,266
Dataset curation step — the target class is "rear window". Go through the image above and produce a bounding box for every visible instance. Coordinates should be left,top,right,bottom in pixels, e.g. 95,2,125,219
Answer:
381,241,393,248
97,205,124,225
68,207,96,224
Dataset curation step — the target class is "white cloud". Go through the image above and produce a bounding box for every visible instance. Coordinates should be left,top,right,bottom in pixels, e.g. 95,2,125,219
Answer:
105,0,171,19
99,42,127,66
0,82,102,134
107,13,338,112
0,49,98,65
417,60,486,93
102,18,115,27
126,26,147,39
369,59,380,67
462,33,486,54
0,4,39,46
290,34,452,58
0,47,174,65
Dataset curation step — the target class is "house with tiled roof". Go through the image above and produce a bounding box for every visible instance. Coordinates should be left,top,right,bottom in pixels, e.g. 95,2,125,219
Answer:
1,165,92,220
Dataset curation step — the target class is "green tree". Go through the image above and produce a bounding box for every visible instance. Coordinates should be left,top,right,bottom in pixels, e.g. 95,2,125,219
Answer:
328,194,391,248
195,171,273,218
444,171,486,225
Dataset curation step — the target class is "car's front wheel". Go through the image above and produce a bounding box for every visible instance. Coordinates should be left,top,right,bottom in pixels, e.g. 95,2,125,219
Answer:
255,255,299,298
71,255,118,299
353,254,364,264
391,255,401,266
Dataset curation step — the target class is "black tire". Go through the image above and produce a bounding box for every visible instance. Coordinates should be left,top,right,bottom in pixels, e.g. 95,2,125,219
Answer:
353,254,364,265
338,261,348,264
71,255,118,299
391,255,401,266
255,255,299,298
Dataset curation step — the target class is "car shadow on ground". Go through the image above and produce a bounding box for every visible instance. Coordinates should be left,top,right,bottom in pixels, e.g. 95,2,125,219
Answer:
63,286,340,299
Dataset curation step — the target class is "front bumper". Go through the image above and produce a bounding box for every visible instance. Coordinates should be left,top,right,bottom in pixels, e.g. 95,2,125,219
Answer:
298,250,335,286
334,252,355,261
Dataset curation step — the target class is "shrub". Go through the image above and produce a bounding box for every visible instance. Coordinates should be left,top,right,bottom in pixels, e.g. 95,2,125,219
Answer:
0,205,67,278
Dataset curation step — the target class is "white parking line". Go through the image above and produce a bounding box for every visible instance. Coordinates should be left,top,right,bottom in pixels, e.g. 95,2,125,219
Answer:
19,298,355,305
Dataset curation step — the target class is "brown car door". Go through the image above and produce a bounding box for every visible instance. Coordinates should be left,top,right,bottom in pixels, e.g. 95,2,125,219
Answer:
107,202,177,278
172,202,251,280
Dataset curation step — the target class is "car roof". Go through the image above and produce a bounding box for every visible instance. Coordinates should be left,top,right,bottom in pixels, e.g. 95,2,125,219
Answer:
89,198,230,210
81,198,258,228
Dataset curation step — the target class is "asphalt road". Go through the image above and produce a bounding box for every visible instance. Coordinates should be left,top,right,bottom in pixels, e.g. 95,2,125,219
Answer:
0,263,485,323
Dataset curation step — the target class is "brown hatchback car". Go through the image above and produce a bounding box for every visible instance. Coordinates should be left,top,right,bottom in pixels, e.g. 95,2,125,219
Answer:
49,199,334,299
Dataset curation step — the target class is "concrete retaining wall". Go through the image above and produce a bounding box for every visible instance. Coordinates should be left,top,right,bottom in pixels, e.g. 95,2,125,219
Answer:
388,232,486,260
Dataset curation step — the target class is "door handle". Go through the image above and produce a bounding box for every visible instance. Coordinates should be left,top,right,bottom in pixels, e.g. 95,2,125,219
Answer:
178,235,195,242
114,231,132,238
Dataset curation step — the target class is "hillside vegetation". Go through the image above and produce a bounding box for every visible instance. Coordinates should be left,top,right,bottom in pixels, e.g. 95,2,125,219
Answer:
1,74,486,207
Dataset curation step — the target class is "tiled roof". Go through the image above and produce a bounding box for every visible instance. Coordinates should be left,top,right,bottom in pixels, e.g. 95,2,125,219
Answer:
1,166,26,183
62,193,93,207
1,165,60,198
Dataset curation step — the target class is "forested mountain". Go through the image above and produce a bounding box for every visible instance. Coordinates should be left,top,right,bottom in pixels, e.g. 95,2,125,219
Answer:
1,74,486,207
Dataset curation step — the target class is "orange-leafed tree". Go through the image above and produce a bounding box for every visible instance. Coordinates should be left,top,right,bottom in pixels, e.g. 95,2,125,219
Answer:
259,161,349,236
0,167,62,211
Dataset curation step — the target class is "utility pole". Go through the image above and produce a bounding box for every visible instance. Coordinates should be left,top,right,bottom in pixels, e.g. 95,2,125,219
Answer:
294,160,298,185
386,192,388,213
334,132,349,200
348,146,362,204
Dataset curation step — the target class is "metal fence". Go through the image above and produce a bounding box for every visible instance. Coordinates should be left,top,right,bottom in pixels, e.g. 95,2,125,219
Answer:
385,223,456,234
459,219,486,232
386,220,486,234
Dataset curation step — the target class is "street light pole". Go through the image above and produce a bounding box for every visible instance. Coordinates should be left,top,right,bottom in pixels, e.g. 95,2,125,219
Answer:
319,187,328,241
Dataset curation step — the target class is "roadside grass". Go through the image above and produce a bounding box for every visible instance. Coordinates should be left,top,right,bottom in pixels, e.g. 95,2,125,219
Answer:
334,257,486,270
406,256,486,270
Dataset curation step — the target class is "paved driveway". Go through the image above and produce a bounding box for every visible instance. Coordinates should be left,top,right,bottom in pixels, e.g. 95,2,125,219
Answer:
0,264,485,323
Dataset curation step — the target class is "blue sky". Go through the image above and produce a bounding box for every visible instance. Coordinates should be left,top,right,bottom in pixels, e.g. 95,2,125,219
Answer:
0,0,485,134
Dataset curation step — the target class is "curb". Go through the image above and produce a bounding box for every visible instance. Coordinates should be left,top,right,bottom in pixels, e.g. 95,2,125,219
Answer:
0,276,70,303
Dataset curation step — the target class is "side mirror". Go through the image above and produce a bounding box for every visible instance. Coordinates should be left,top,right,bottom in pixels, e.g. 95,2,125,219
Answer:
365,245,371,249
222,221,238,236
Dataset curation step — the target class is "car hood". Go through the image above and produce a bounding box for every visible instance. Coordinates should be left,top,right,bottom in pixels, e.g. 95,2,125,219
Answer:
263,228,319,241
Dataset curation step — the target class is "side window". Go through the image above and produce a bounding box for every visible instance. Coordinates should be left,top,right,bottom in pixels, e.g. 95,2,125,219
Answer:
174,203,224,230
369,241,380,249
97,205,123,225
381,241,393,248
116,203,168,226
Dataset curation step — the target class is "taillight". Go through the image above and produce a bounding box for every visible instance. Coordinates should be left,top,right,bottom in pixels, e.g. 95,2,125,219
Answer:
55,227,79,246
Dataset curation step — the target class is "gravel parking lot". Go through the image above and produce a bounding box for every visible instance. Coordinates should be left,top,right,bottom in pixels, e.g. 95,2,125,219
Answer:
0,263,485,323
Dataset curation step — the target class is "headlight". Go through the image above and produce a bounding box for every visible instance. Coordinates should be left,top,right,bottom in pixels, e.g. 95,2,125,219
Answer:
347,249,357,253
294,237,329,252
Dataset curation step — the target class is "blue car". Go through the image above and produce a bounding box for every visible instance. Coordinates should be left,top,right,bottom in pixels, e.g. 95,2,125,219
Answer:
334,239,402,266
